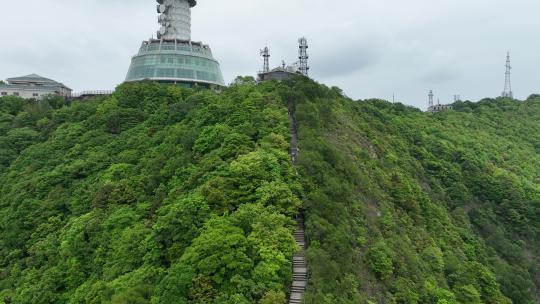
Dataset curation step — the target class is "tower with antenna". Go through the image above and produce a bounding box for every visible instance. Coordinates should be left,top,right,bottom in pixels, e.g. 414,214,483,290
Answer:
125,0,225,88
298,37,310,76
260,47,270,73
501,51,513,98
428,90,434,109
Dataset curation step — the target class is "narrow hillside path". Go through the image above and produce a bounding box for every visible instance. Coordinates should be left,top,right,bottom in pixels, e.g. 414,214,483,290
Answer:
288,100,308,304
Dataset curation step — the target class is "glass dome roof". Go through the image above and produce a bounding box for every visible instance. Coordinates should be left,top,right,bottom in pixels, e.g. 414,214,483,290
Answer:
125,39,225,88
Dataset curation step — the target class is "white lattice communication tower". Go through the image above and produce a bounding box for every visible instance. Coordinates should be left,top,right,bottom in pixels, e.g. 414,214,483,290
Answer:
260,47,270,73
501,51,513,98
298,37,310,76
428,90,434,108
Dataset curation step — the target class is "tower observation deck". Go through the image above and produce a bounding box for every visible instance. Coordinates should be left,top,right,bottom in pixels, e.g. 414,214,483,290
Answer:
125,0,225,88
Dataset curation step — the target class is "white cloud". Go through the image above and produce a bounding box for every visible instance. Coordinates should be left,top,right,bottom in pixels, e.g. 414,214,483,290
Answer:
0,0,539,109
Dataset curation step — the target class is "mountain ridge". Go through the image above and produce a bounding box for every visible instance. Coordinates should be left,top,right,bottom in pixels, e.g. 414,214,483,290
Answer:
0,78,538,303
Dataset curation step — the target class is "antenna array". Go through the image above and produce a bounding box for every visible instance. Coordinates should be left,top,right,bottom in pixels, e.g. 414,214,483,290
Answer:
260,47,270,73
298,37,310,76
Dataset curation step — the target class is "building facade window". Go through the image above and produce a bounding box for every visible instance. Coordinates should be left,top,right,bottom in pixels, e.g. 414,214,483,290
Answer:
13,92,19,96
1,92,7,96
33,93,39,97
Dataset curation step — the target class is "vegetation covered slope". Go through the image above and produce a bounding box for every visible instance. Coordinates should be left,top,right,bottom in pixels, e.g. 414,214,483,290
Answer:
1,78,539,304
289,80,540,304
0,81,302,303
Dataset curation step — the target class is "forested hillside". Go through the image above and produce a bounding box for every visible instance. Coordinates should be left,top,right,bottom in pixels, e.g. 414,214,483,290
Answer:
0,78,539,304
0,81,302,303
290,81,540,304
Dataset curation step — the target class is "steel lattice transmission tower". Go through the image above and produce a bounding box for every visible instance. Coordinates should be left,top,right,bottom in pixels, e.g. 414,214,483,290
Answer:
428,90,434,108
260,47,270,73
298,37,310,76
501,51,513,98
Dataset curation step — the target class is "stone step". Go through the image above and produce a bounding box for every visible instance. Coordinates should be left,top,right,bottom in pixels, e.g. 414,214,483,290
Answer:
292,280,307,288
293,270,307,275
289,292,303,300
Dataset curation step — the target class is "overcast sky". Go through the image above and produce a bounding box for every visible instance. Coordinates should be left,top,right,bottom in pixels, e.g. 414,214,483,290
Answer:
1,0,538,109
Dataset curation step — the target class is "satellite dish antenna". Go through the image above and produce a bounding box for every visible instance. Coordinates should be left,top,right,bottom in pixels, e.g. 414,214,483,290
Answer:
159,26,167,36
159,4,167,13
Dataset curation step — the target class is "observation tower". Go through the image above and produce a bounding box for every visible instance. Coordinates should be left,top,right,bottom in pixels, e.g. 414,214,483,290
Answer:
125,0,225,88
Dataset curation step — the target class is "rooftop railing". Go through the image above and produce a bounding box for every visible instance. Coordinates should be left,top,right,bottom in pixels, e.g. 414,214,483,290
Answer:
71,90,114,98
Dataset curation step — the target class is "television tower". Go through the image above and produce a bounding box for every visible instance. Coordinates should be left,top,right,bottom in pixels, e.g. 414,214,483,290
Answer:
428,90,434,108
260,47,270,73
125,0,225,87
501,51,513,98
156,0,197,41
298,37,310,76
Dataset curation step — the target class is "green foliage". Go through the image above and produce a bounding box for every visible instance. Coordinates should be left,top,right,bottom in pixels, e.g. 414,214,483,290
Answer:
259,291,286,304
1,78,539,304
365,241,394,279
289,78,539,303
0,81,300,303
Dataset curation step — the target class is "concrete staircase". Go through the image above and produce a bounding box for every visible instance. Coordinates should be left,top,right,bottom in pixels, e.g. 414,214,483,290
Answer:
289,216,307,304
288,98,307,304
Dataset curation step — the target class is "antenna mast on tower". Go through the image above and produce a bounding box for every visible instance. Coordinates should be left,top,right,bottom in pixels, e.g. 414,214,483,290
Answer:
156,0,197,41
298,37,310,76
260,47,270,73
501,51,513,98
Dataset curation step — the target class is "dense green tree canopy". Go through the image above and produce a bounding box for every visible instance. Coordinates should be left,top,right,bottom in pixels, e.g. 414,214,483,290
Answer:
0,78,539,303
287,78,539,303
0,81,301,304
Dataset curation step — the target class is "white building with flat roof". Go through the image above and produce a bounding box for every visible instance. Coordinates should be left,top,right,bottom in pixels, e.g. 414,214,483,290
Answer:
0,74,72,99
